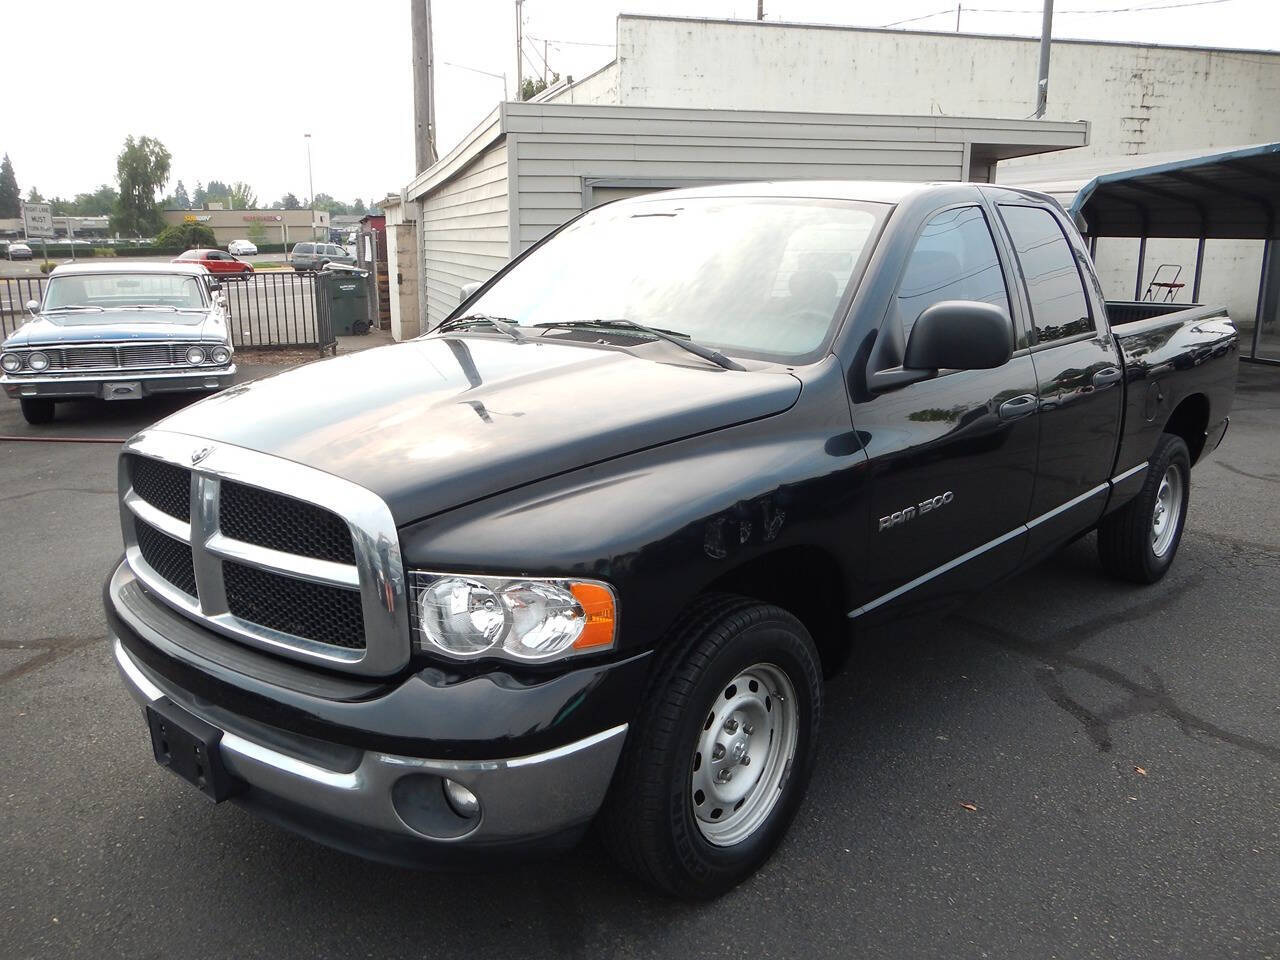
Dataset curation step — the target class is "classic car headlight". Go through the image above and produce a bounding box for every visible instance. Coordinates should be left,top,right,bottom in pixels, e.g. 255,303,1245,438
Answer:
412,572,616,662
0,353,20,373
211,346,231,365
26,351,49,371
185,346,206,366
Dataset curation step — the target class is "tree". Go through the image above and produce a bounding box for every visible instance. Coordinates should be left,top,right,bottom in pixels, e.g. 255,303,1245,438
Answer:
192,181,206,206
112,135,171,236
204,180,230,207
520,71,559,101
246,221,268,244
281,192,301,210
26,186,44,202
0,154,19,218
155,221,215,251
229,181,258,209
174,180,190,208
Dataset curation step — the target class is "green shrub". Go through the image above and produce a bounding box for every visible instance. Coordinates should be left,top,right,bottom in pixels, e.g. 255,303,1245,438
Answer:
39,261,57,274
93,247,116,257
155,222,216,251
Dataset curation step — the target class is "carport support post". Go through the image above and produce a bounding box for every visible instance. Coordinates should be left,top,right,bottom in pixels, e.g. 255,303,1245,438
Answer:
1192,237,1206,302
1253,238,1273,360
1134,236,1147,300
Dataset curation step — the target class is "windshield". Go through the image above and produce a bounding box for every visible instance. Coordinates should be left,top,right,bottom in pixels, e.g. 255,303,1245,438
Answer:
464,196,886,363
43,273,208,316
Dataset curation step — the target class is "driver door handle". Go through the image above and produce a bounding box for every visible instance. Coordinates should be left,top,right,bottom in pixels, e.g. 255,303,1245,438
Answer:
1093,366,1122,387
999,394,1038,420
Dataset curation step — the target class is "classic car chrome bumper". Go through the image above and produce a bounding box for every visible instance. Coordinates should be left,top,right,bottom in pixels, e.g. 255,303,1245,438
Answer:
2,365,236,400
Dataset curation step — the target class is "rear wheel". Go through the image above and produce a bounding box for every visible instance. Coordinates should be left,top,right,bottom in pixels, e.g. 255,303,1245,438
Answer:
599,595,822,898
1097,432,1191,583
20,397,55,425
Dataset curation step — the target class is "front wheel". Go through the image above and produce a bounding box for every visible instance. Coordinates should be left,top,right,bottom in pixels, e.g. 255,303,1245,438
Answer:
20,397,55,425
1097,433,1191,583
599,595,822,898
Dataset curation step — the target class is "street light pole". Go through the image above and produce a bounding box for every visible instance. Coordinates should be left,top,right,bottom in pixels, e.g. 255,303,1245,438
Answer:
304,132,316,240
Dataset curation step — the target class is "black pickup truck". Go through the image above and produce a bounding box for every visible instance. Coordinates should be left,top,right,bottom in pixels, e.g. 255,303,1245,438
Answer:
106,182,1236,898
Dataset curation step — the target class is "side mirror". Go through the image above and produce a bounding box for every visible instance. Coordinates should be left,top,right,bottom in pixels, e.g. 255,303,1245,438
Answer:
459,281,482,302
25,299,40,314
870,300,1012,392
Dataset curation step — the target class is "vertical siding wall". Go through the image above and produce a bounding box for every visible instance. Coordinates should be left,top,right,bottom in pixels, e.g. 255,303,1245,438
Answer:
505,105,968,251
420,141,509,328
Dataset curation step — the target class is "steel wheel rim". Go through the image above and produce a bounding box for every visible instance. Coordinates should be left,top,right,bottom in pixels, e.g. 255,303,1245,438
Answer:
1151,465,1183,557
690,662,798,847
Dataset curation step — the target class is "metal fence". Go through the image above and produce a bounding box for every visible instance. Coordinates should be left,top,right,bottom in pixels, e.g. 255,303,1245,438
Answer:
0,277,46,339
1,273,337,354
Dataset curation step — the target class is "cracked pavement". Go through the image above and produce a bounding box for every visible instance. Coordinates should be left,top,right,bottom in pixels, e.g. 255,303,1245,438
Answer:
1,364,1277,960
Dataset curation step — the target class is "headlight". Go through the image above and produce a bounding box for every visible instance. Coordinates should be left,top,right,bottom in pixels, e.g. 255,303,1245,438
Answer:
0,353,20,373
27,351,49,371
413,572,617,662
185,346,206,365
211,346,231,365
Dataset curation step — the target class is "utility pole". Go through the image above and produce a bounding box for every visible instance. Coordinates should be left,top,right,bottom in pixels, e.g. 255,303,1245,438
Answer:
757,0,764,20
514,0,523,100
956,4,962,31
304,132,316,240
411,0,438,171
1033,0,1054,118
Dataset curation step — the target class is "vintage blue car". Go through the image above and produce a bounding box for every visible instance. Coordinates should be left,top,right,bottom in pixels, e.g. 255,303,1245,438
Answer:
1,262,236,424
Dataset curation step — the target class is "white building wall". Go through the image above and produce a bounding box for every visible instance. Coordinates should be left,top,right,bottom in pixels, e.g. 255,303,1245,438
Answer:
611,17,1280,171
420,141,509,329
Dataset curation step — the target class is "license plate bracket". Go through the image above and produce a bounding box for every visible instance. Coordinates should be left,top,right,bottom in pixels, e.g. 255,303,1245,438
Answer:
103,381,142,400
145,697,237,802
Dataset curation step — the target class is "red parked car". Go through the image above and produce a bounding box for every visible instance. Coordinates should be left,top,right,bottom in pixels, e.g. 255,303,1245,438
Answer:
171,249,254,280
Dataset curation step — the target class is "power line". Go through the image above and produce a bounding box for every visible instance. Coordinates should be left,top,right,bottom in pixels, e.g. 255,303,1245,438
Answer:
525,32,615,48
884,0,1231,26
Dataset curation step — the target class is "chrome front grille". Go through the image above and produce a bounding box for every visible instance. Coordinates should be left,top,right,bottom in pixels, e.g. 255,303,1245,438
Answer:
8,343,225,373
118,431,409,676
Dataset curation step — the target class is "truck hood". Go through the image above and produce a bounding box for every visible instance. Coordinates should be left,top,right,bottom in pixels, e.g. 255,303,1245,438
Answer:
4,309,215,347
156,336,802,524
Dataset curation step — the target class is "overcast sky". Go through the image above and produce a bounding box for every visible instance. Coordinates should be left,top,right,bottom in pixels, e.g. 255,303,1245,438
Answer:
4,0,1277,207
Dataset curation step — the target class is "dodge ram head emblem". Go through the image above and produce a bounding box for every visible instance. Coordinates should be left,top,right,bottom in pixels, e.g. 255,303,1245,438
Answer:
879,491,953,531
190,445,213,465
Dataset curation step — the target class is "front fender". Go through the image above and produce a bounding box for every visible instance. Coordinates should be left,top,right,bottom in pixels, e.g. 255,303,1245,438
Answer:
397,358,870,655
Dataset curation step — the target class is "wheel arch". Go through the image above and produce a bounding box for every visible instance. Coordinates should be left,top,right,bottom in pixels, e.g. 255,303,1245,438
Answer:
701,544,852,677
1163,392,1210,464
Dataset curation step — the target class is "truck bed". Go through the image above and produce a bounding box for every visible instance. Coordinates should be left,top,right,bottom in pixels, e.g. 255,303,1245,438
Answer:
1107,300,1238,480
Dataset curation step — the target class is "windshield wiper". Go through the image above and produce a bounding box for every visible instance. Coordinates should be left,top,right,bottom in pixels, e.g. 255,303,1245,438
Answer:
44,305,104,313
534,319,745,371
436,313,527,342
118,304,178,312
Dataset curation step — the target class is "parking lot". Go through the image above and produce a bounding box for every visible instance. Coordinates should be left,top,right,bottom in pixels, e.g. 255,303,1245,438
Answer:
0,362,1276,960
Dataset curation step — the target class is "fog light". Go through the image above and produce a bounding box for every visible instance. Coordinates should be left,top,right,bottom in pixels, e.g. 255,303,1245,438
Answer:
442,778,480,818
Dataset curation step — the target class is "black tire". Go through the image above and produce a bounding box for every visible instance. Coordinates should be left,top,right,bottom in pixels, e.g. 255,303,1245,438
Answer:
241,268,252,280
351,320,369,335
1097,433,1191,583
20,397,55,425
599,594,823,899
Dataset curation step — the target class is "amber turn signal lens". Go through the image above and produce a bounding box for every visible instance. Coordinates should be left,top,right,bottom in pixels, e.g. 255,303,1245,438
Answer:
570,582,616,650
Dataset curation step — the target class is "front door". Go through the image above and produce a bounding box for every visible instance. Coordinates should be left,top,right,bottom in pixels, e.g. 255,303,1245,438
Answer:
992,201,1124,559
852,203,1040,620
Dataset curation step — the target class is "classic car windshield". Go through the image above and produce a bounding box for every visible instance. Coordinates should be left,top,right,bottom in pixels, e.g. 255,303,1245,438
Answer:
464,196,886,363
43,274,207,317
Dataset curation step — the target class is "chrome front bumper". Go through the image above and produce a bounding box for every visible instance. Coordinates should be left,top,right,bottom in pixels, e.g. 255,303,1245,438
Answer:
112,637,628,858
2,366,236,399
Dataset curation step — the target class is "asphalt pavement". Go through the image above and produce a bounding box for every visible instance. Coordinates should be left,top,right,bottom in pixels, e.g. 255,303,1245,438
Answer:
0,252,293,279
1,361,1277,960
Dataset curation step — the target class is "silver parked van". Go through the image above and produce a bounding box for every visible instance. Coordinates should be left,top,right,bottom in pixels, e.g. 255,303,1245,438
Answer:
290,241,356,272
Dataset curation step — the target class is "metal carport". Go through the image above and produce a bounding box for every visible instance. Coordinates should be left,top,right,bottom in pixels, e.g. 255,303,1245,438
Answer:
1066,142,1280,364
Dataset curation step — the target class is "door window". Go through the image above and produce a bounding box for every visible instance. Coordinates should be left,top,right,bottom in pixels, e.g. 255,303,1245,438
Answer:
893,205,1010,342
997,204,1093,344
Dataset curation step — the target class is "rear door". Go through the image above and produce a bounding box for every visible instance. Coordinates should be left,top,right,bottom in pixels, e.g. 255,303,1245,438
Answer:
992,199,1124,559
852,201,1040,619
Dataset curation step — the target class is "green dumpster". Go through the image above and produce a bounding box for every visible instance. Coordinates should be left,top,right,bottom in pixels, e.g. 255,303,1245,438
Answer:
319,265,370,336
